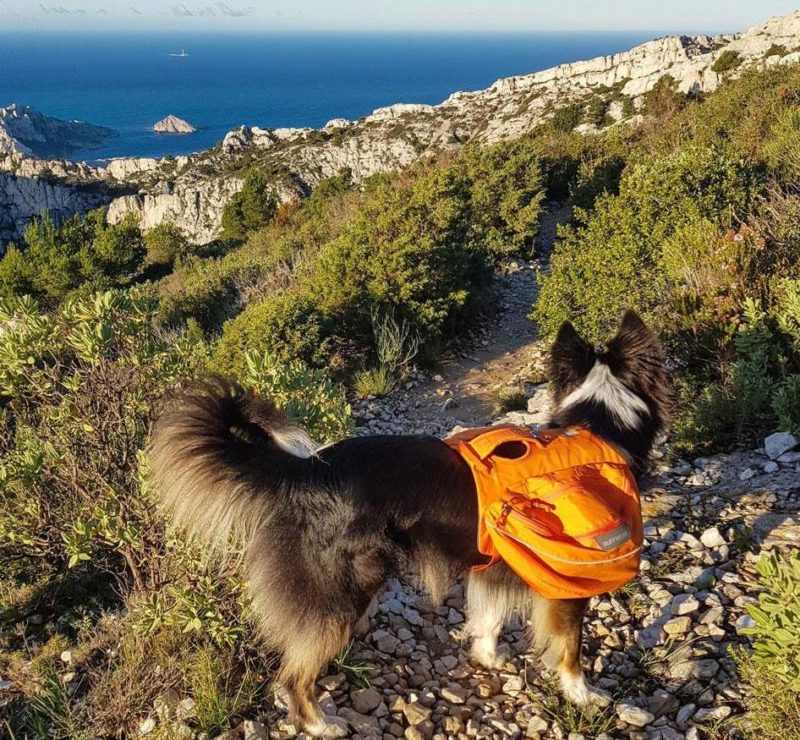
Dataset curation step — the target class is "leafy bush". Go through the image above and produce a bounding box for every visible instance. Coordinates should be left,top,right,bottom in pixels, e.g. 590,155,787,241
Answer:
0,286,353,736
354,366,393,399
642,75,688,118
144,222,190,266
242,351,352,442
549,102,583,132
354,311,420,398
763,108,800,182
765,43,788,58
308,165,492,345
0,289,207,586
459,138,545,257
372,311,419,380
221,169,278,241
535,144,758,342
0,210,145,303
712,49,743,75
158,172,360,332
584,95,611,127
668,295,800,454
734,551,800,738
211,290,332,378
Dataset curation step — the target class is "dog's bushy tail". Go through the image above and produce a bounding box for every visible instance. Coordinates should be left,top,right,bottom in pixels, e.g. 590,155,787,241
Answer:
148,375,316,550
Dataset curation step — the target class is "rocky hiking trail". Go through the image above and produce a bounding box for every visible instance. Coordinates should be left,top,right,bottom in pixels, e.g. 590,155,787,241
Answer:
259,205,800,740
352,203,569,439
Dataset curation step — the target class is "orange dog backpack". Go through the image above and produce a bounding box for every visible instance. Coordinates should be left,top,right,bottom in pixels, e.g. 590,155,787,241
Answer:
445,425,642,599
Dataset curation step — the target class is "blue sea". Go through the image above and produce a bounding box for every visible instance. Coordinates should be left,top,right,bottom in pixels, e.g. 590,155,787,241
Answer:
0,31,658,161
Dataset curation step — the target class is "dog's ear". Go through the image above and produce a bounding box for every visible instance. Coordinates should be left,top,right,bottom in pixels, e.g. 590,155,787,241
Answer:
605,310,675,420
606,311,660,370
549,321,596,401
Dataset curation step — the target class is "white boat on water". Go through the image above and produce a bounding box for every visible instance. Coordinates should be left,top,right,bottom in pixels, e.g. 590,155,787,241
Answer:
169,49,189,58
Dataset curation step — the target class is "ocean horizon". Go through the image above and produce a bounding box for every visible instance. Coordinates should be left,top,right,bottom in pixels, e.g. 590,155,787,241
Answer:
2,30,683,161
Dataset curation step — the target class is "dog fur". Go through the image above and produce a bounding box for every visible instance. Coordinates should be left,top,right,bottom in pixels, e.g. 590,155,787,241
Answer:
149,311,673,737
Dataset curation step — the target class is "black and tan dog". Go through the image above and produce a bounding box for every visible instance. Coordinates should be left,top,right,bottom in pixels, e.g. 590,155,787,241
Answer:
149,311,673,737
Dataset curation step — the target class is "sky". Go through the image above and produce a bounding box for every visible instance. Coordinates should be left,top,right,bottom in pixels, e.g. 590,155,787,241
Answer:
1,0,799,33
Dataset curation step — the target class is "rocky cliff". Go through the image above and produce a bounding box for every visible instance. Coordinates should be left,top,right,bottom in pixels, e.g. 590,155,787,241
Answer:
3,10,800,246
0,104,115,159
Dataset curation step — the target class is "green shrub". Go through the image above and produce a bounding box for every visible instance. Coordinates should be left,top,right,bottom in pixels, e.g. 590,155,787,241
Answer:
765,43,788,58
211,291,332,378
372,310,419,379
584,95,611,127
82,212,145,284
459,139,545,257
621,95,637,118
549,102,583,133
775,277,800,349
669,377,737,458
712,49,743,75
773,375,800,435
242,351,352,443
764,108,800,182
354,367,393,399
221,169,278,241
728,300,783,443
0,289,208,588
158,173,361,332
669,297,800,454
736,651,800,740
0,286,354,736
144,222,190,266
497,388,529,413
737,551,800,716
535,144,758,342
570,131,629,208
642,75,688,118
308,165,492,344
0,210,145,303
0,243,33,298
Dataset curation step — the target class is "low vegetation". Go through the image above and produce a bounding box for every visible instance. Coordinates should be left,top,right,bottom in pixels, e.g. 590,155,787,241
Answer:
734,551,800,737
712,49,743,75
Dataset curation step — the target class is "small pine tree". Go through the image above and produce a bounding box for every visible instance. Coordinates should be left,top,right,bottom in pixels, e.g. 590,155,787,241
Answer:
221,170,278,241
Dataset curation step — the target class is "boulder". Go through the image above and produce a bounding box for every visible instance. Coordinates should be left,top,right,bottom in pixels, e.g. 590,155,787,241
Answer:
764,432,797,460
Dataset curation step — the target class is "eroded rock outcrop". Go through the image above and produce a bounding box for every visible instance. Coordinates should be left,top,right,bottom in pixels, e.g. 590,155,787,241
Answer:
0,104,115,159
153,115,197,134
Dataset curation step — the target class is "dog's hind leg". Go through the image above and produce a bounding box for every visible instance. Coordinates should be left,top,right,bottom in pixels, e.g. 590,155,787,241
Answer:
464,566,524,670
529,596,611,708
277,622,350,738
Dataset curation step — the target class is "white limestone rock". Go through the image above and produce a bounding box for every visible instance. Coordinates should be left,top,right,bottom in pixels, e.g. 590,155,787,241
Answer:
764,432,798,460
153,115,196,134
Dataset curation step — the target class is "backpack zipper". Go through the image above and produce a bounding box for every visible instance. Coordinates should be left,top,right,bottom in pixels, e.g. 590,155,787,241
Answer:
487,520,642,565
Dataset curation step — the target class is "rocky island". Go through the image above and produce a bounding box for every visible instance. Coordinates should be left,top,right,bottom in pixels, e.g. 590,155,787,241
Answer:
153,115,197,134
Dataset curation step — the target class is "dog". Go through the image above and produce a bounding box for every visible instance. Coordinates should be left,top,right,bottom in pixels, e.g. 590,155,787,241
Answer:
149,311,673,737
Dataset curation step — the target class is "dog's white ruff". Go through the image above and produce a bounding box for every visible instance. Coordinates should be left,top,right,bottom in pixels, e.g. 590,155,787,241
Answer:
559,361,649,429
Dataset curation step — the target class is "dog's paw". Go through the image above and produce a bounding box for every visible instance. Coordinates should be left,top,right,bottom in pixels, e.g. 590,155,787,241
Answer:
303,715,349,739
560,671,612,709
584,684,612,708
471,639,507,670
